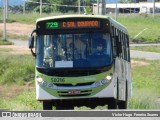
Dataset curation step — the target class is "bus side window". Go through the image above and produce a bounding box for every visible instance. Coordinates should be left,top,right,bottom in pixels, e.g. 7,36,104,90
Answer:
112,36,117,57
116,30,122,57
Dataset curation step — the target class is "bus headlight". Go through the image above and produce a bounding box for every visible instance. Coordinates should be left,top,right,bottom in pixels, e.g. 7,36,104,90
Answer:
94,76,112,87
37,77,43,83
100,75,112,85
106,75,112,81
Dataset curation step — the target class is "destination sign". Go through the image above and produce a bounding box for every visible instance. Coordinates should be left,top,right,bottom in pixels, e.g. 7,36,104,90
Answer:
46,20,100,29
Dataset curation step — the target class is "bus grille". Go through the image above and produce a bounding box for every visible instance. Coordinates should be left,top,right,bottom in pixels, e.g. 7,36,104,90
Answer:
54,82,94,87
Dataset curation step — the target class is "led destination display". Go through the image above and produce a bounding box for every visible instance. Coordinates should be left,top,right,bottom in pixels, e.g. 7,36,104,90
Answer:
46,20,100,29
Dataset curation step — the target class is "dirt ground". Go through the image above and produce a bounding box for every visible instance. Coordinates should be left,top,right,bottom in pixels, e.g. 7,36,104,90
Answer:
131,60,149,67
0,22,34,54
0,22,35,36
0,45,30,54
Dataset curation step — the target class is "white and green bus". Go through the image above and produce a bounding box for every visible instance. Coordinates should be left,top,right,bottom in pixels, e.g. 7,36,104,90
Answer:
29,15,132,110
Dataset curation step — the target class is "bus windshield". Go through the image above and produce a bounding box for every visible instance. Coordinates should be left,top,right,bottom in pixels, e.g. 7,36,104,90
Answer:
36,33,112,68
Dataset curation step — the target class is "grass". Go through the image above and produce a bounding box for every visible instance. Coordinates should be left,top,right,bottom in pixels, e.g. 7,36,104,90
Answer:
118,15,160,43
0,12,76,24
0,53,38,110
129,59,160,109
0,48,12,52
0,31,13,44
0,89,42,110
129,88,160,109
8,33,28,41
0,40,14,45
130,46,160,53
132,59,160,89
0,54,35,85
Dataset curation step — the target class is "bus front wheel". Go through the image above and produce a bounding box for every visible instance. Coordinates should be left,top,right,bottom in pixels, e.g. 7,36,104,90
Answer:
42,101,53,110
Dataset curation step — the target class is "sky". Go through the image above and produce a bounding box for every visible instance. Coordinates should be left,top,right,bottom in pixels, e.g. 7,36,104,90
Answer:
0,0,23,7
0,0,146,7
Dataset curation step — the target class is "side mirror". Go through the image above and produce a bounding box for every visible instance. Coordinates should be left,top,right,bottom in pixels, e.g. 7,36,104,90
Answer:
29,36,34,48
29,29,36,57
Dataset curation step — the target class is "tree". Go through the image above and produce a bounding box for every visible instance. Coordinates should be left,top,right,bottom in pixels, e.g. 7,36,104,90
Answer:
119,0,132,3
26,0,61,13
25,0,97,13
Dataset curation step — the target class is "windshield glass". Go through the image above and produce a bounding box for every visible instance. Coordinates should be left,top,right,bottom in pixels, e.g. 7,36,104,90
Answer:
36,33,112,68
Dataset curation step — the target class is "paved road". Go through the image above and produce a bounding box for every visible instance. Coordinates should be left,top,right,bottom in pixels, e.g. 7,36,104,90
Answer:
10,40,160,60
10,39,28,46
130,50,160,60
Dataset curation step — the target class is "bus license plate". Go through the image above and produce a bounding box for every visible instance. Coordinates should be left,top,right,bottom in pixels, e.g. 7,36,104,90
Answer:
68,90,81,95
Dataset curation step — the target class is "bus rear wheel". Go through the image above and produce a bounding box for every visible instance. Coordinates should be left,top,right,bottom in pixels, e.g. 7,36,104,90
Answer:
42,101,53,110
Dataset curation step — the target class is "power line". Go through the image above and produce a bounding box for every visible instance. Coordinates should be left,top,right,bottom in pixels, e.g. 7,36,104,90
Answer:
25,0,93,8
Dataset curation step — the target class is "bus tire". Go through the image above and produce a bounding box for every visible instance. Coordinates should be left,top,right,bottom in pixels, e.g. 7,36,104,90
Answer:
42,101,53,110
118,81,128,109
108,98,118,109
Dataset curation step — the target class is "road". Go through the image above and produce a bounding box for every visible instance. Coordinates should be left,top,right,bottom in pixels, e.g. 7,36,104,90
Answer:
10,40,160,60
130,50,160,60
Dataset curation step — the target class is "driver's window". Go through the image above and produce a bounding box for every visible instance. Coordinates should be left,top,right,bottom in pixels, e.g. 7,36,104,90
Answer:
43,35,55,67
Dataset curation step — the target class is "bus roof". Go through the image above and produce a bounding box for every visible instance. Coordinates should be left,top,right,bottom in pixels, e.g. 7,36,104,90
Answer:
36,15,128,34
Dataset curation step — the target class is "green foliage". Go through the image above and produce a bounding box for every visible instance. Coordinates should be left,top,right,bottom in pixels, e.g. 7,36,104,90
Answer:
127,59,160,109
129,89,160,109
119,0,132,3
0,90,42,110
9,5,23,13
118,15,160,43
132,60,160,90
130,46,160,53
15,90,42,110
34,5,52,13
24,0,96,13
0,54,35,85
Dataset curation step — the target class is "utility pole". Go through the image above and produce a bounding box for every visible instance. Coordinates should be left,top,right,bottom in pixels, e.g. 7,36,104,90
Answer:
97,0,99,15
78,0,80,14
40,0,42,15
102,0,106,15
3,0,7,41
115,2,118,21
153,0,155,17
23,0,26,15
6,0,8,18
